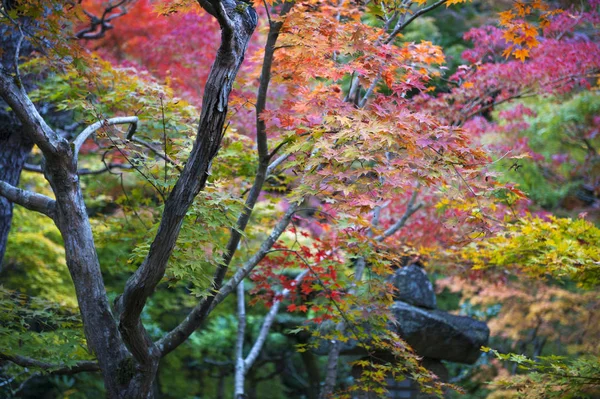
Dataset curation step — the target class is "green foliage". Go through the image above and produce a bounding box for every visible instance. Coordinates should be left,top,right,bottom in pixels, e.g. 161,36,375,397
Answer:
463,215,600,287
3,173,77,307
0,287,90,369
483,348,600,398
498,92,600,210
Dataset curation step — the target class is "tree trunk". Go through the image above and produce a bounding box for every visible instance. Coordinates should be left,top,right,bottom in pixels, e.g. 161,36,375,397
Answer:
0,0,257,396
0,121,32,270
0,20,35,269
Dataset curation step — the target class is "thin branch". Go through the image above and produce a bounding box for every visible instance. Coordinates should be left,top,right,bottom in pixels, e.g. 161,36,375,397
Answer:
130,136,183,172
0,180,56,219
267,140,288,161
156,202,299,357
266,152,290,176
244,269,308,370
234,280,247,399
23,162,135,176
263,0,272,26
375,189,422,242
211,202,300,312
358,72,381,108
75,0,133,40
72,116,138,162
256,0,295,161
0,353,99,375
384,0,448,44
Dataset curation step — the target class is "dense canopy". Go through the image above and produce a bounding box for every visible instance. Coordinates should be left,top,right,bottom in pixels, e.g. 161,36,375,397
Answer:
0,0,598,398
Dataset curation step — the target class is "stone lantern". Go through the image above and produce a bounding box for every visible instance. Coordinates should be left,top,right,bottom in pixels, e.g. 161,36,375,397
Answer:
351,264,490,398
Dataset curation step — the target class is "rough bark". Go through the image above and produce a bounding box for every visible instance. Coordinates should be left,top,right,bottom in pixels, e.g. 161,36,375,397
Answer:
0,19,34,269
0,0,258,397
0,120,32,270
116,0,257,371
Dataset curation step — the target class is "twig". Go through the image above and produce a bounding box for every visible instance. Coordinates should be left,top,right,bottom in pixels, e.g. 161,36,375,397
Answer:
384,0,448,44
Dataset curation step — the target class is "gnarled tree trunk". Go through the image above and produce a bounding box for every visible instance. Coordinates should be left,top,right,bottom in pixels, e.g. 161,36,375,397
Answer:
0,0,257,397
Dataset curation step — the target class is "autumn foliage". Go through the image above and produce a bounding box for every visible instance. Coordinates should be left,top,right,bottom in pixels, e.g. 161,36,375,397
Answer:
0,0,599,398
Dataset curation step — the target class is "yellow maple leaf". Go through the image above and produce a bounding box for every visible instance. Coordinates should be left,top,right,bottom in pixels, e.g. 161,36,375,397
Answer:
446,0,469,6
513,48,529,62
522,23,539,38
499,10,515,26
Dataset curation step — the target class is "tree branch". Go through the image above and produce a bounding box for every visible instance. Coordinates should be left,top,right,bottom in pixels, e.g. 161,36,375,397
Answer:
234,279,247,399
235,269,307,398
375,189,422,242
267,152,290,176
0,71,65,157
75,0,134,40
154,3,294,358
0,180,56,219
117,2,257,365
22,162,131,175
130,136,182,171
0,353,99,375
156,202,299,357
244,269,308,371
72,116,138,162
384,0,448,44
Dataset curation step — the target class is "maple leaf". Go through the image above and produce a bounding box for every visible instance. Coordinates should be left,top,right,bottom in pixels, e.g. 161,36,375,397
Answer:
513,48,529,62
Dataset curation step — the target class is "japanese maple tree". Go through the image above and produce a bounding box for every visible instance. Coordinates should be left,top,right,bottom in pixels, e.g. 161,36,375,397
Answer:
1,0,598,398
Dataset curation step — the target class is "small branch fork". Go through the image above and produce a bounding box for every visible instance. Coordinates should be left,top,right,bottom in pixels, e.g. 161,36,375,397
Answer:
383,0,448,45
0,117,137,220
156,202,300,356
75,0,135,40
375,188,423,242
235,270,309,398
72,116,138,162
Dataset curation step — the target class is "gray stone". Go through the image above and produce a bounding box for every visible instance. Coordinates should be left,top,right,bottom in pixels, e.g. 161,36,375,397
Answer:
391,301,490,364
390,264,437,309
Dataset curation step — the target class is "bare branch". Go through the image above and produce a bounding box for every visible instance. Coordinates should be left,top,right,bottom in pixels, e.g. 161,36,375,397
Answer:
234,279,247,398
0,353,99,375
384,0,448,44
375,189,422,242
72,116,138,162
130,136,183,171
0,180,56,219
235,269,307,398
244,269,308,370
0,72,64,156
267,152,290,176
75,0,134,40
